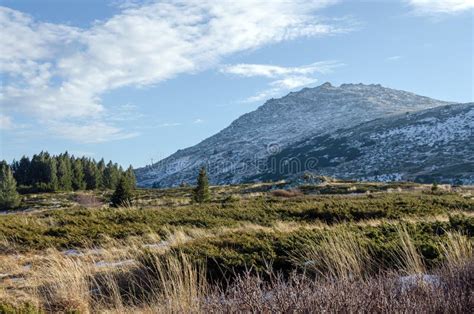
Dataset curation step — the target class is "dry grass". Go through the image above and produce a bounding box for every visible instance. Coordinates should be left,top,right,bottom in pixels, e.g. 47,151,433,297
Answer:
271,189,303,198
0,247,206,313
394,225,426,275
441,231,473,271
1,229,473,313
291,228,371,280
34,250,92,313
74,193,104,208
2,184,473,312
204,260,473,313
139,252,207,313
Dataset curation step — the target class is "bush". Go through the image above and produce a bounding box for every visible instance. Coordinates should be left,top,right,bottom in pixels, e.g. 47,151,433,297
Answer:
110,177,134,207
193,167,210,203
221,194,241,207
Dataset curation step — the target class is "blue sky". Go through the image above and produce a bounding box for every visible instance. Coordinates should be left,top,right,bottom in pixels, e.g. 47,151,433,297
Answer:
0,0,473,167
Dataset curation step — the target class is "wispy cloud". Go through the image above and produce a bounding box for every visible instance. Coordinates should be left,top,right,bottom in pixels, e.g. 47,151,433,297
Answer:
221,61,343,103
48,121,139,143
0,114,14,130
0,1,351,142
193,118,204,124
221,61,338,78
159,122,182,127
386,55,403,61
406,0,474,15
109,104,144,122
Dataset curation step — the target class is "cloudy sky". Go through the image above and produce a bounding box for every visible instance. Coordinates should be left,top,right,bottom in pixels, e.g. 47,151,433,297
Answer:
0,0,472,167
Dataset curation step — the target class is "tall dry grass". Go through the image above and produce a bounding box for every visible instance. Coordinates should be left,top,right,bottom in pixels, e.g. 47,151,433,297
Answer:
393,225,426,275
292,228,371,280
440,231,473,270
34,250,93,313
26,245,206,313
139,252,207,313
2,227,473,313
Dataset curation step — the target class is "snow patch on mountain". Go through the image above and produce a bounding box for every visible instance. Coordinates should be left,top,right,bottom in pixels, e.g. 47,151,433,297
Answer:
135,83,452,187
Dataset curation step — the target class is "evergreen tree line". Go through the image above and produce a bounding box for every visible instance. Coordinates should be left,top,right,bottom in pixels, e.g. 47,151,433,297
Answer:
9,151,136,193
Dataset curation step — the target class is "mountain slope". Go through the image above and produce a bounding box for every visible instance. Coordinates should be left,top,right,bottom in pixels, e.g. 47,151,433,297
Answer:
136,83,451,187
254,103,474,184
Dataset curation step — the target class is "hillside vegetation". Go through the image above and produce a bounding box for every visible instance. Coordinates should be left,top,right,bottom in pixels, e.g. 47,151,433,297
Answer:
0,181,473,312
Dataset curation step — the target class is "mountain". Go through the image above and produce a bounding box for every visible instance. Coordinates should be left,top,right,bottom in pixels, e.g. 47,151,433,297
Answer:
254,102,474,185
136,83,455,187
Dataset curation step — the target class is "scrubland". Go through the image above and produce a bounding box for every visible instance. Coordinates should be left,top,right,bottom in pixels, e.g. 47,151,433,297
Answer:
1,182,473,313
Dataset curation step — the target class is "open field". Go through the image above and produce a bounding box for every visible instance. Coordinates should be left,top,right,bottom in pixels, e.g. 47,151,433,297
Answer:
1,181,473,312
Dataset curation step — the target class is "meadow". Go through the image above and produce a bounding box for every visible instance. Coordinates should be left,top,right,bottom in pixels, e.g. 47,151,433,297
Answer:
0,181,473,313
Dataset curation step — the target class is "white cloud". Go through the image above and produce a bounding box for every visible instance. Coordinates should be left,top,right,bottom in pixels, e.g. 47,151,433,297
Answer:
193,118,204,124
386,55,403,61
221,61,339,78
0,1,350,142
109,103,144,122
159,122,182,127
48,121,139,143
0,114,14,130
406,0,474,14
221,61,342,103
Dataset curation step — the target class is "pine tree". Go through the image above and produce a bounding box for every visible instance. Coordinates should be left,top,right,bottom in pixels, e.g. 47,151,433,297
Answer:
193,167,210,203
71,158,86,190
46,155,59,191
110,177,133,207
57,153,73,191
97,158,106,189
30,153,47,190
29,152,58,191
123,165,137,189
0,161,20,210
11,156,30,186
103,161,120,189
83,158,100,190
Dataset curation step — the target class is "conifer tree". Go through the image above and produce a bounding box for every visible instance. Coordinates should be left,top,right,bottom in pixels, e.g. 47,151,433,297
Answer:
71,158,86,190
7,151,130,192
57,153,73,191
46,155,59,191
28,152,58,191
11,156,30,186
97,158,106,189
83,158,100,190
29,153,44,189
103,161,120,189
193,167,210,203
110,177,133,207
0,161,20,210
124,165,137,189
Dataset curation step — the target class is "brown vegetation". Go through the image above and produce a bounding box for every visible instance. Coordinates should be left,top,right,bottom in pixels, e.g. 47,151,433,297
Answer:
271,189,303,197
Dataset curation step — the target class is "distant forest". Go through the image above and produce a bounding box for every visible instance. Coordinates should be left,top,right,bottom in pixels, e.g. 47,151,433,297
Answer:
10,151,136,193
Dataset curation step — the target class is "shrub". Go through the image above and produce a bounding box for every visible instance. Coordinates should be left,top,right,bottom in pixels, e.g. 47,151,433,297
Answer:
193,167,210,203
110,177,134,207
221,194,241,207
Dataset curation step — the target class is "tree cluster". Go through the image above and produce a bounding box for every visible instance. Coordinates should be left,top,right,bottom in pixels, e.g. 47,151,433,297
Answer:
10,151,136,192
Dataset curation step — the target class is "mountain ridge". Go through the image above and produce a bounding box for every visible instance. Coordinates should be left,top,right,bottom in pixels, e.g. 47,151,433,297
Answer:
253,102,474,184
135,83,457,187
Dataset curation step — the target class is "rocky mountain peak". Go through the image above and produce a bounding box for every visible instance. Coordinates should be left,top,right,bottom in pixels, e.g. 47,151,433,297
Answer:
135,83,455,187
